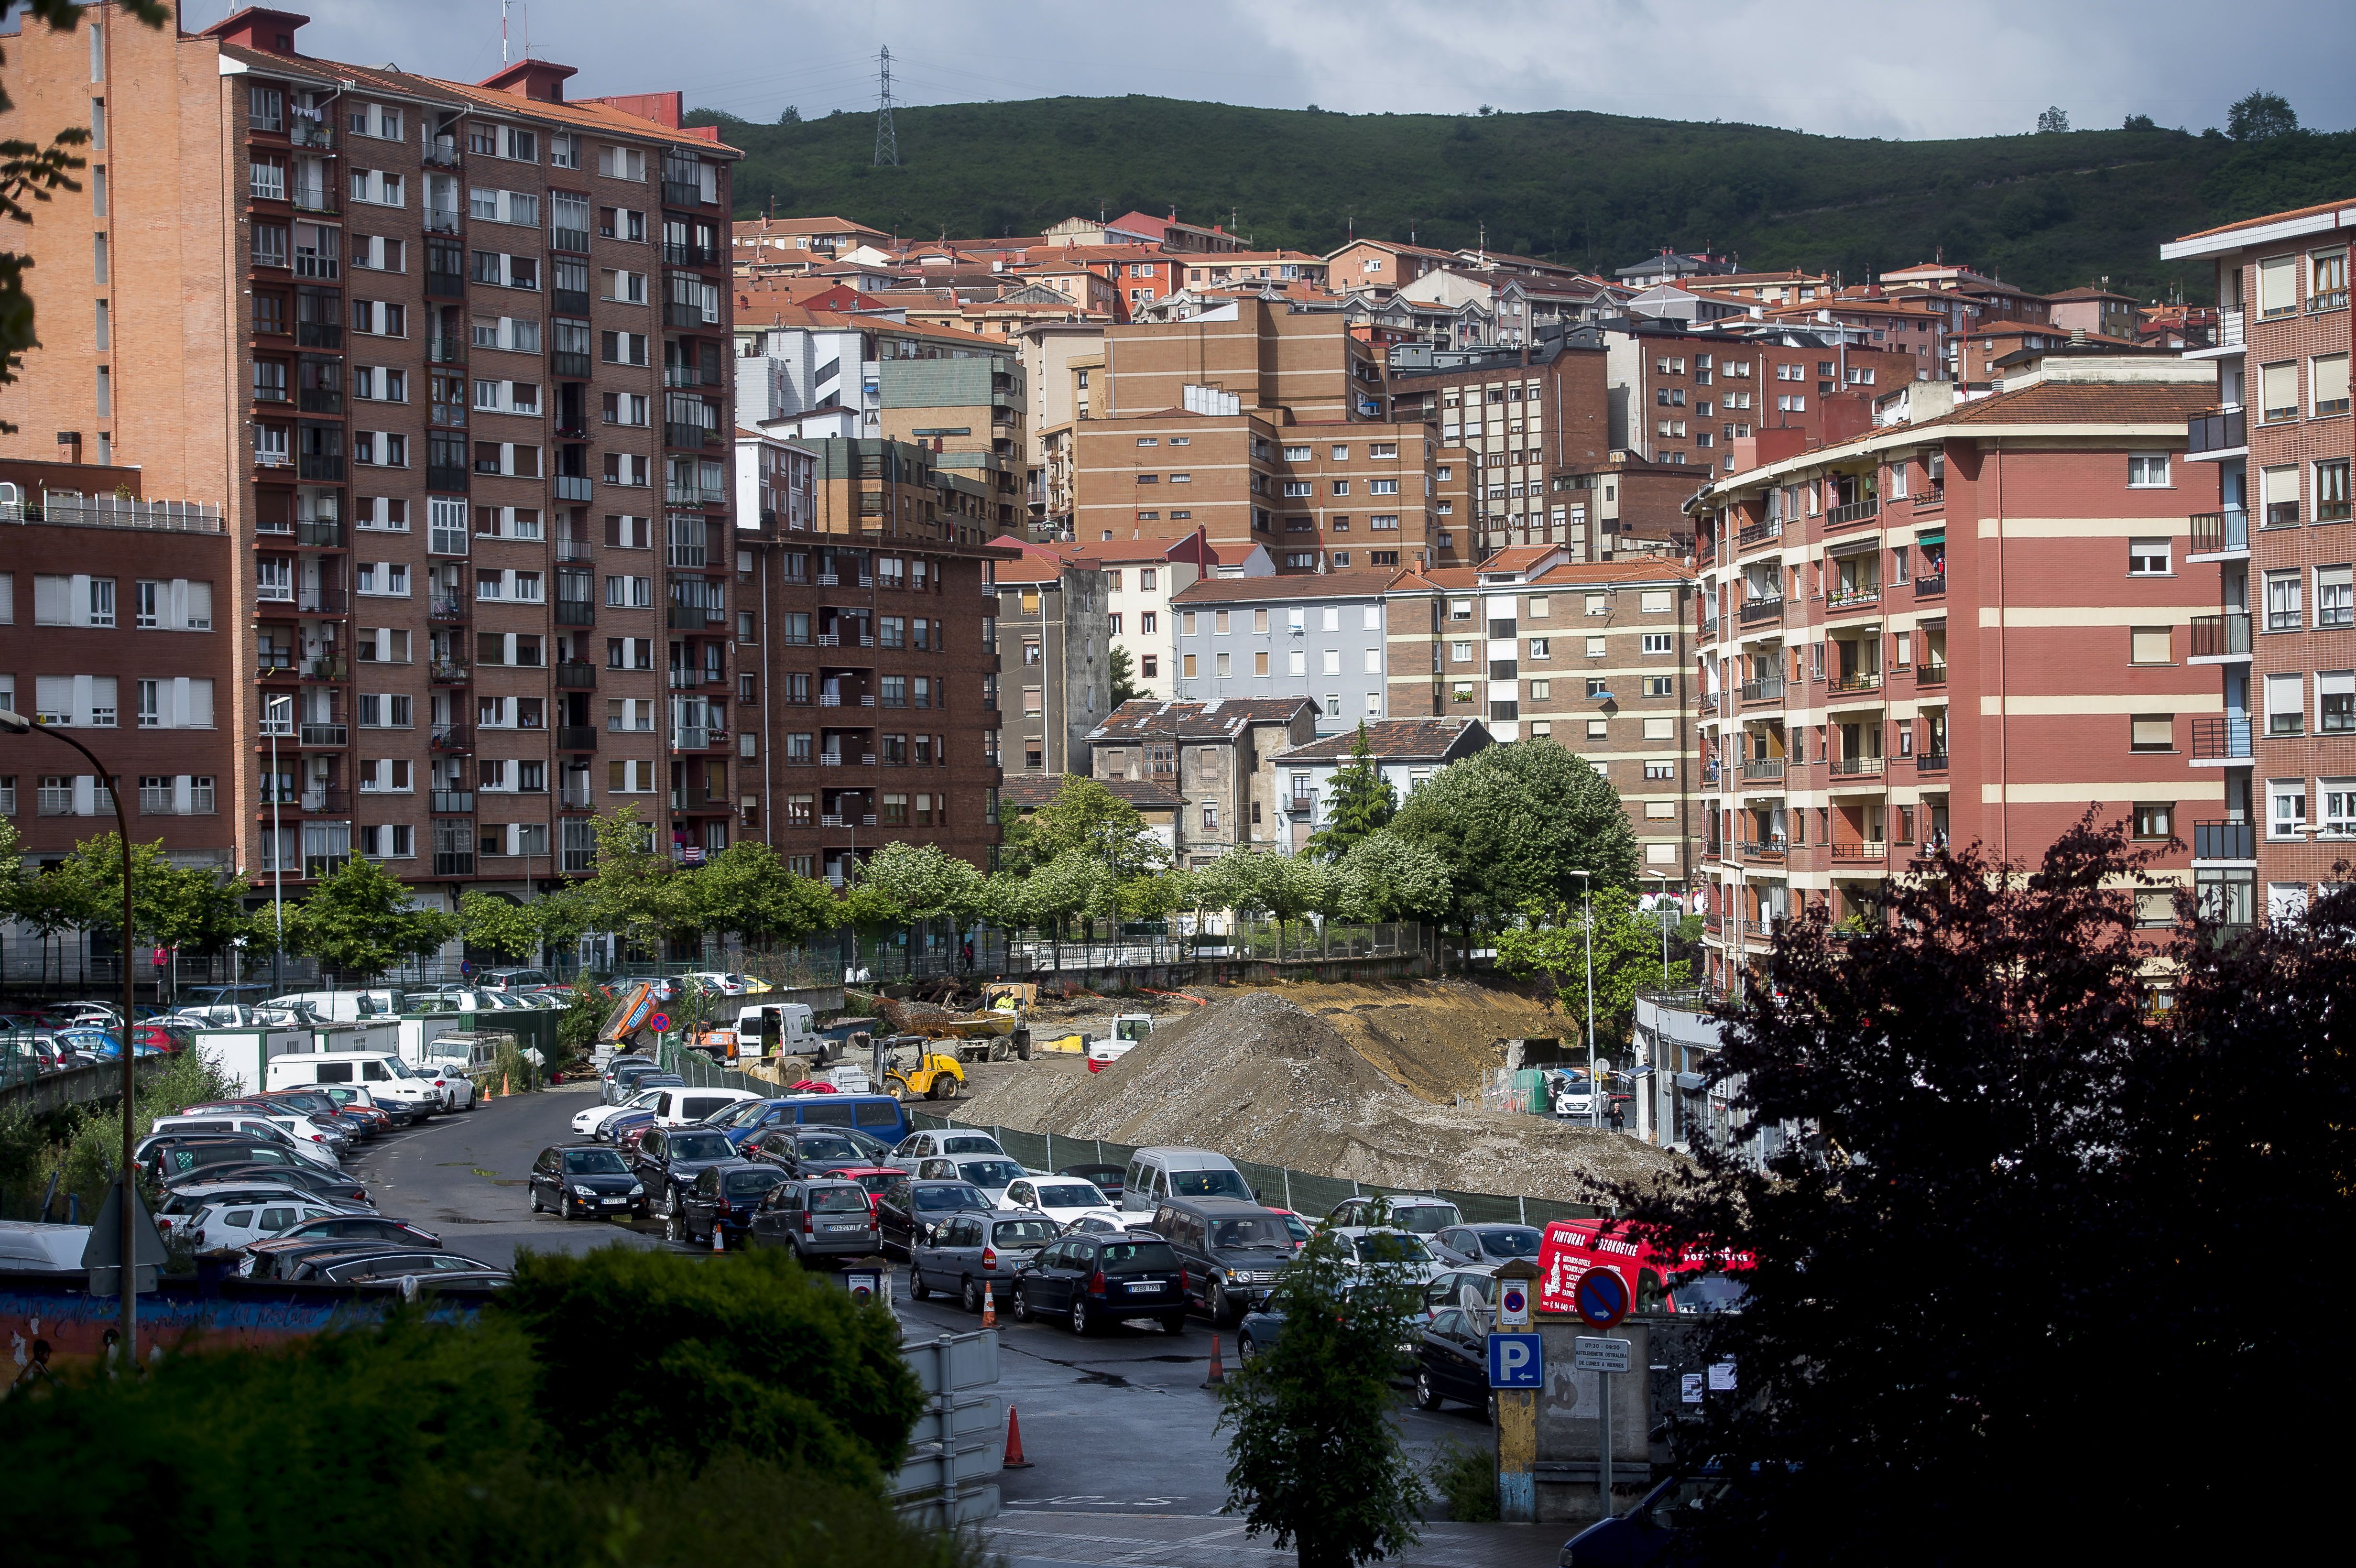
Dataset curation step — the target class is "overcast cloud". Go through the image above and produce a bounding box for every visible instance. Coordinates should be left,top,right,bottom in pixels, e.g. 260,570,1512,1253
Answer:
183,0,2351,143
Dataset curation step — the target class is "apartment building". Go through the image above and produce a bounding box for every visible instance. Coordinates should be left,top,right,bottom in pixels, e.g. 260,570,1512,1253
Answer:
0,459,233,868
1085,698,1319,863
1099,533,1218,698
730,215,894,275
2045,285,2142,342
1602,321,1920,474
2161,200,2354,926
0,8,742,905
993,555,1109,776
1014,319,1105,536
1168,574,1399,730
1687,358,2220,992
1263,717,1492,852
1326,239,1461,295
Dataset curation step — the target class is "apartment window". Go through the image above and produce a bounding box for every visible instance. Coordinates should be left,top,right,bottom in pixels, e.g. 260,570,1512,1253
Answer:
2319,567,2355,630
2130,714,2175,751
2265,571,2302,632
1641,633,1672,654
1584,636,1606,659
2127,537,2171,576
2269,779,2306,839
2127,454,2171,488
2266,673,2304,736
2315,353,2351,418
2130,626,2173,664
2317,461,2353,524
2133,802,2174,841
2322,780,2356,838
2258,255,2297,317
2260,360,2299,423
1643,675,1675,697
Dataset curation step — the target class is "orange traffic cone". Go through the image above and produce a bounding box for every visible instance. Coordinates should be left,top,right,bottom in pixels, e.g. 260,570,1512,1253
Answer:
710,1217,725,1253
1002,1404,1033,1469
982,1281,997,1327
502,1072,512,1098
1200,1333,1226,1388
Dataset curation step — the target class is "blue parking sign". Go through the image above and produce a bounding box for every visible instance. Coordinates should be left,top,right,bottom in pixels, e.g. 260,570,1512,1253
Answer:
1487,1332,1544,1389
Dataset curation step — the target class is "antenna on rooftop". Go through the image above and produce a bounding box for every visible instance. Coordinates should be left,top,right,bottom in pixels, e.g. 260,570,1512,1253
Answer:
873,46,901,168
501,0,511,65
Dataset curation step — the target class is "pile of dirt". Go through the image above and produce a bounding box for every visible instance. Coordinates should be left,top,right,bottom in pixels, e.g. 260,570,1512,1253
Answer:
955,991,1678,1201
1290,978,1572,1105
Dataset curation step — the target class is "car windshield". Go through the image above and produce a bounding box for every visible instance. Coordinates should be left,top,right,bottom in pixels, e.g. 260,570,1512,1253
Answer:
563,1150,629,1175
1672,1274,1749,1314
992,1219,1058,1246
915,1184,984,1212
940,1135,1002,1155
793,1134,862,1161
1099,1241,1180,1270
957,1159,1025,1189
1168,1168,1252,1201
1280,1214,1312,1245
724,1168,785,1197
668,1134,734,1161
1211,1216,1291,1250
1393,1204,1461,1234
1353,1232,1434,1264
1032,1184,1103,1209
1478,1227,1543,1258
810,1186,870,1213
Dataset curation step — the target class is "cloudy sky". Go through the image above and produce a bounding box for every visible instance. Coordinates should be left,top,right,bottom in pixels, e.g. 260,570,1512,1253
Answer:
180,0,2351,142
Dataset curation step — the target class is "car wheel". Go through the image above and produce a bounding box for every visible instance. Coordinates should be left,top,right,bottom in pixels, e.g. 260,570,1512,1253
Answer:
1012,1285,1032,1323
909,1265,931,1301
1162,1312,1186,1335
961,1276,982,1313
1210,1281,1234,1327
1238,1331,1258,1361
529,1188,543,1214
1069,1296,1091,1336
1415,1371,1443,1411
664,1208,685,1243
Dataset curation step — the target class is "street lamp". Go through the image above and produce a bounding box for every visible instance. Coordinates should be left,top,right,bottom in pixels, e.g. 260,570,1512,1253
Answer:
0,707,140,1365
1570,869,1595,1130
267,693,291,991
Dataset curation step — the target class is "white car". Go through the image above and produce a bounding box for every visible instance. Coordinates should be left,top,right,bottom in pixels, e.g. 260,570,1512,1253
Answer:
885,1128,1009,1174
999,1175,1123,1231
573,1085,668,1138
185,1197,344,1252
681,971,750,996
915,1154,1028,1207
1329,1226,1446,1288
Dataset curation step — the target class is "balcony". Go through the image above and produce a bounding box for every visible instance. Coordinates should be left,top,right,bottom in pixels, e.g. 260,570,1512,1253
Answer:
665,421,719,450
429,596,468,623
555,474,593,502
553,287,591,316
551,350,592,379
662,242,720,268
663,301,706,331
555,661,597,688
255,587,349,617
672,726,710,751
295,321,341,349
1738,596,1786,626
1829,672,1883,697
1912,486,1945,510
1740,758,1786,784
429,336,465,364
557,726,599,751
1915,663,1948,688
297,388,341,415
258,652,296,678
419,140,456,169
2188,510,2249,558
556,599,596,626
667,604,721,630
2186,408,2245,458
2192,819,2255,861
2189,612,2251,660
1738,840,1787,864
1827,755,1885,779
425,268,466,299
560,785,594,811
303,655,346,682
1825,496,1880,527
433,851,475,877
299,454,345,482
1829,840,1887,863
297,518,342,548
1740,677,1785,704
430,660,469,685
301,789,349,815
430,725,471,752
425,207,462,234
1826,584,1881,611
430,790,475,815
1911,752,1950,775
1912,573,1945,598
1735,518,1781,551
663,179,705,209
2191,717,2252,761
666,484,727,508
298,723,347,747
302,854,352,880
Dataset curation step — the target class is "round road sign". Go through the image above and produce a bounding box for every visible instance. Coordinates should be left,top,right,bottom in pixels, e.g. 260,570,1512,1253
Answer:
1498,1281,1531,1327
648,1012,672,1033
460,960,474,976
1573,1266,1631,1329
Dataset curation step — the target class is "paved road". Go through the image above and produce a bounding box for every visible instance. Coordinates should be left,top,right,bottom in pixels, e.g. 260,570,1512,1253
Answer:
343,1083,1559,1568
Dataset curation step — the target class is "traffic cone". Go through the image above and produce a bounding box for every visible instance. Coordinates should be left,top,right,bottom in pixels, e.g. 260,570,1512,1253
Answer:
982,1281,997,1327
1002,1405,1033,1469
502,1072,512,1098
1200,1333,1226,1388
710,1218,725,1253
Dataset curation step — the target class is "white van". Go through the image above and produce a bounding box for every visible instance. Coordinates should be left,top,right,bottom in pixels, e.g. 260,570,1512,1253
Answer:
1121,1146,1256,1212
263,989,407,1023
735,1002,821,1057
267,1051,444,1113
651,1085,760,1126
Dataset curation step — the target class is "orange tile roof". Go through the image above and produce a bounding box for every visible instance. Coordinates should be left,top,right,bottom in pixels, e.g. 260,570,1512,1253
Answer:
2175,197,2353,242
1524,559,1696,587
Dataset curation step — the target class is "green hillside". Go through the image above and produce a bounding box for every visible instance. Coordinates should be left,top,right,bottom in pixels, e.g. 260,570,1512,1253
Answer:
690,98,2356,302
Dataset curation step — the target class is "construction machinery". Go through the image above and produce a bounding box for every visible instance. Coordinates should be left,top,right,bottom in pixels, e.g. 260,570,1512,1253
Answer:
882,1035,967,1102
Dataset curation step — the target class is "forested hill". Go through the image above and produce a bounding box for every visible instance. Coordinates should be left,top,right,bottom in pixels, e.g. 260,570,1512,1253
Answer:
689,97,2356,301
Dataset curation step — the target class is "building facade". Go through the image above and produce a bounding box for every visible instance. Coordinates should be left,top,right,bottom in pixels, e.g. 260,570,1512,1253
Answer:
1262,717,1492,852
1169,573,1396,730
1085,698,1319,864
993,555,1109,777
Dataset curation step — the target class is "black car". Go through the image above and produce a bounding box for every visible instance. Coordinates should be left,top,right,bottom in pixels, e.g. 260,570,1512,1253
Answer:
1057,1163,1125,1202
631,1126,744,1216
1147,1197,1299,1325
1010,1233,1187,1335
144,1137,311,1184
312,1082,425,1128
674,1160,788,1248
273,1214,443,1250
165,1161,371,1207
530,1144,646,1220
747,1176,880,1264
305,1249,509,1286
873,1176,990,1260
1431,1223,1544,1268
1412,1307,1496,1422
244,1238,404,1281
743,1127,873,1178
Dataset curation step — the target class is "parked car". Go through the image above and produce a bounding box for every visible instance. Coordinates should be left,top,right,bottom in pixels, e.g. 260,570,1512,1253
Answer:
673,1160,789,1247
1055,1163,1126,1203
909,1209,1059,1312
913,1154,1027,1206
1000,1175,1122,1231
605,1110,660,1150
1424,1269,1500,1325
528,1144,646,1220
154,1181,369,1241
1431,1223,1543,1268
272,1213,442,1251
645,1085,760,1127
482,968,551,990
1120,1146,1255,1212
144,1137,315,1185
743,1175,877,1263
631,1126,745,1217
603,1062,673,1105
242,1238,402,1281
1009,1232,1187,1336
884,1128,1009,1174
829,1164,903,1202
165,1161,371,1207
679,971,749,996
1327,1195,1463,1236
132,1020,195,1054
743,1127,875,1178
599,1052,655,1090
578,1083,675,1138
1063,1213,1154,1238
1330,1226,1446,1287
303,1250,510,1286
873,1176,990,1259
1148,1197,1301,1325
144,1114,340,1168
1237,1306,1287,1361
1413,1307,1498,1423
1557,1470,1731,1565
185,1197,345,1252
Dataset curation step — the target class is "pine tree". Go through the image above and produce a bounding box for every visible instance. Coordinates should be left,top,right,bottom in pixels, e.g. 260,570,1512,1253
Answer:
1305,723,1396,861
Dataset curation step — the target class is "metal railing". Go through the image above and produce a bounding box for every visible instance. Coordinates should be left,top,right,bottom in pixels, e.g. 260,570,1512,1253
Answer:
557,726,599,751
1827,755,1884,777
2193,819,2255,861
1825,497,1879,526
1740,758,1786,783
1827,584,1880,609
1829,840,1887,862
1740,677,1785,704
298,723,348,746
2191,717,2251,760
430,790,475,814
1735,518,1780,549
555,661,597,688
2189,510,2248,556
2187,409,2245,455
7,495,224,533
431,725,471,752
2190,612,2251,658
1739,596,1785,625
1912,752,1950,773
1915,663,1948,686
1829,673,1883,695
1912,573,1945,597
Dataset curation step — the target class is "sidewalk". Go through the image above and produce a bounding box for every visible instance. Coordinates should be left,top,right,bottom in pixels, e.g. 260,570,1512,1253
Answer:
983,1511,1564,1568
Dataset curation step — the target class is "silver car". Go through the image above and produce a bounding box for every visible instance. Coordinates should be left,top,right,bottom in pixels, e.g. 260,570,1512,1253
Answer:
908,1208,1060,1313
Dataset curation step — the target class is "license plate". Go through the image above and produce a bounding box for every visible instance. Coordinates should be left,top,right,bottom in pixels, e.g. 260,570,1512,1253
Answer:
601,1197,629,1205
1125,1279,1164,1292
824,1222,861,1232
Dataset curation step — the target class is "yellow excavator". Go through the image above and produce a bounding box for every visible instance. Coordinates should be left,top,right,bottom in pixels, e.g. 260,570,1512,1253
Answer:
880,1033,967,1101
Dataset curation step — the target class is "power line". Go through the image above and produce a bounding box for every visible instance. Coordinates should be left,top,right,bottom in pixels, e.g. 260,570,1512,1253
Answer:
874,45,900,167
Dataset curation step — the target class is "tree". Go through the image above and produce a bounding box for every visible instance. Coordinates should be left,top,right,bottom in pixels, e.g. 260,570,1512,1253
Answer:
1108,644,1148,705
685,840,840,949
1388,738,1638,938
1219,1225,1429,1568
574,803,688,959
2122,112,2157,132
2,3,168,433
458,890,544,963
1494,888,1689,1048
1334,831,1451,923
1304,724,1396,861
2034,105,2070,134
777,103,801,124
1022,848,1117,965
998,775,1167,880
2226,89,2297,141
852,841,981,926
287,855,458,985
1599,821,2350,1562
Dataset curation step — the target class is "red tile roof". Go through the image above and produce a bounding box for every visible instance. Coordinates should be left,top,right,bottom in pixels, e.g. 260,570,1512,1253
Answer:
2175,197,2354,242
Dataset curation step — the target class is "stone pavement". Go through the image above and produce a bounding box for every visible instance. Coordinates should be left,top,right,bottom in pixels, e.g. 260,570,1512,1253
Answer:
984,1511,1566,1568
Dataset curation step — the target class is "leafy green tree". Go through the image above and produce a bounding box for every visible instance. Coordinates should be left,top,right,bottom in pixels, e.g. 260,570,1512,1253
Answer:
998,775,1167,880
2227,89,2297,140
1305,724,1396,862
853,841,982,926
686,840,840,948
1108,644,1148,705
575,803,688,960
2034,106,2070,134
1023,847,1117,963
1494,888,1689,1048
287,855,458,985
1219,1226,1429,1568
458,890,544,962
1388,738,1638,941
1334,831,1452,923
2123,112,2157,132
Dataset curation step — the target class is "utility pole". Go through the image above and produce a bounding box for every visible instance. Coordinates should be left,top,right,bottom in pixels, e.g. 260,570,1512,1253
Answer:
873,46,900,168
1571,870,1595,1129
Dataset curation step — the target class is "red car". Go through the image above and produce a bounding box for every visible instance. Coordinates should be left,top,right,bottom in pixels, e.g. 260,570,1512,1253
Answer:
828,1164,900,1203
132,1022,193,1054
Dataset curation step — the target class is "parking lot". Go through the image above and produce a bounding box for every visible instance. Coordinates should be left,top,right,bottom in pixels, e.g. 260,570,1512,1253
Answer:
344,1083,1555,1567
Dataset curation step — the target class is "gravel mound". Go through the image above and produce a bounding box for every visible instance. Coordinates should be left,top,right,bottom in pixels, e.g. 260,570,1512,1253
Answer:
957,990,1680,1201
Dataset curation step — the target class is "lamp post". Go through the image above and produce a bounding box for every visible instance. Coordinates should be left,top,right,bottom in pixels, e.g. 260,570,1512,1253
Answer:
268,693,290,991
1571,869,1595,1130
0,708,139,1365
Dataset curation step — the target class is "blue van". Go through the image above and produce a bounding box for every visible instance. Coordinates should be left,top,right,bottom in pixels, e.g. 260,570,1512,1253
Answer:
719,1093,910,1152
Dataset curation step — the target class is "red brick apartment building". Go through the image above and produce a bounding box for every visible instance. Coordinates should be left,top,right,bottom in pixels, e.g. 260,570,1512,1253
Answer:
1687,358,2222,992
0,6,748,906
2162,199,2354,927
1602,320,1921,476
0,458,234,868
